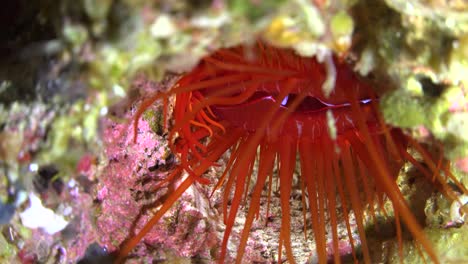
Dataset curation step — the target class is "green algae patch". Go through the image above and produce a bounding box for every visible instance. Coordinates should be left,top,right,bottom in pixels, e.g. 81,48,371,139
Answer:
381,83,468,161
143,108,165,136
388,227,468,263
0,233,14,260
380,90,426,128
331,11,354,38
330,10,354,51
449,35,468,88
37,94,107,177
445,112,468,142
62,23,89,52
427,87,468,160
229,0,285,22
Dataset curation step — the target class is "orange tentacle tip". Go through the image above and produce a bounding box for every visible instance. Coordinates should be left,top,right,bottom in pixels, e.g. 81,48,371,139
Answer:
116,42,466,263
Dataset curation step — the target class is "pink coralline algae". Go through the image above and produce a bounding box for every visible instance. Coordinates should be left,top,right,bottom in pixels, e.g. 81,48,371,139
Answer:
455,157,468,172
95,110,221,262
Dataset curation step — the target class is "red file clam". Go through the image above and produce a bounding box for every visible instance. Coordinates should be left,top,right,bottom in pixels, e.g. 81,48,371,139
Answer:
117,42,466,263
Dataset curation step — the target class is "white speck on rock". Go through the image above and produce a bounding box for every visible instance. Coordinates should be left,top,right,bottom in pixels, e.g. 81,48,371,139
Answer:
151,15,177,38
19,193,69,235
